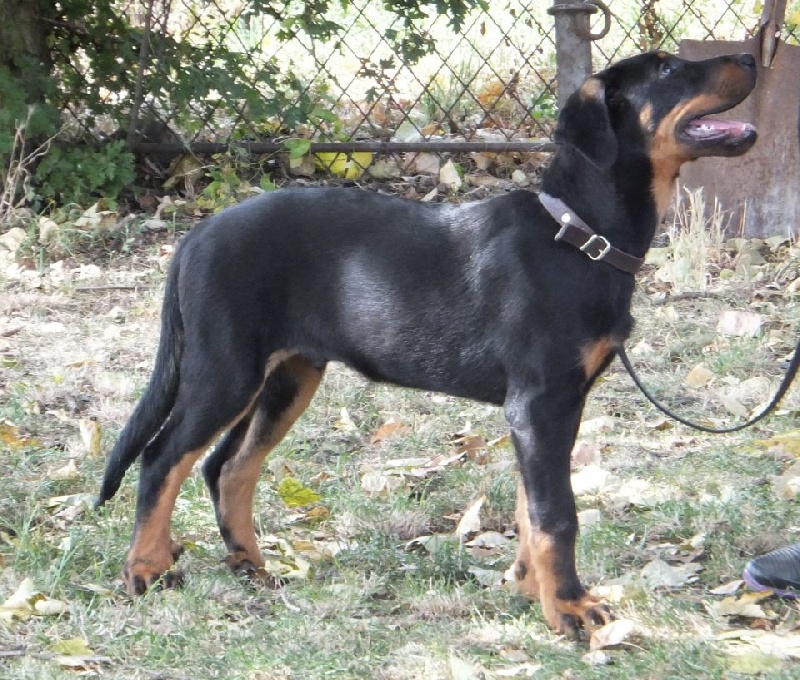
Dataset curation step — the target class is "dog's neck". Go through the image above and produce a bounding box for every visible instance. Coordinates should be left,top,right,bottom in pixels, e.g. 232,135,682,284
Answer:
540,145,661,260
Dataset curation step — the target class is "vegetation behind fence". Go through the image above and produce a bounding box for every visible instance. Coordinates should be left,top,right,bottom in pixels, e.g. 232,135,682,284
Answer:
1,0,799,213
115,0,800,150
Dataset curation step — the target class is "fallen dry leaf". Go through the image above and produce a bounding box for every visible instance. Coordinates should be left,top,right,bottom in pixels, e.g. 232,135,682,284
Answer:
447,651,484,680
723,394,750,418
717,310,762,337
571,464,616,496
277,477,321,508
498,648,529,663
34,598,69,616
334,407,358,433
734,630,800,660
756,431,800,458
591,583,631,604
0,423,39,450
640,559,702,589
79,417,102,457
495,662,542,677
613,478,672,508
711,591,776,619
649,418,674,431
582,649,613,666
685,364,714,388
0,578,68,622
451,433,490,463
465,531,510,549
259,535,311,581
487,434,510,449
725,649,783,675
577,508,602,526
590,618,635,650
710,579,745,596
405,534,456,555
579,416,619,436
49,459,80,481
361,470,408,496
467,566,504,587
369,418,407,444
572,440,602,468
455,496,485,539
719,628,800,662
439,160,463,191
55,654,113,669
51,638,93,656
772,460,800,500
267,456,294,484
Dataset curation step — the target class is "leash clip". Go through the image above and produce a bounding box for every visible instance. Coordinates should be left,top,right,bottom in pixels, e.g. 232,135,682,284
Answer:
580,234,611,261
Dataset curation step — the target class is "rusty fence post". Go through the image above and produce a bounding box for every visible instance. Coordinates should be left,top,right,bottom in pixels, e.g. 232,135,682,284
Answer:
548,1,611,108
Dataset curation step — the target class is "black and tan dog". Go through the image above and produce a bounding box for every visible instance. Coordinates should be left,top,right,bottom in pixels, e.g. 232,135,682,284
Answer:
97,51,757,635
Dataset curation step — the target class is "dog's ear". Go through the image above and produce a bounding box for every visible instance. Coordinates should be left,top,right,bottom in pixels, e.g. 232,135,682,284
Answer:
554,77,617,169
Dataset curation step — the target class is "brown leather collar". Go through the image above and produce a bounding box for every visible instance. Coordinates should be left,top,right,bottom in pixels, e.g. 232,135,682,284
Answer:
538,192,644,275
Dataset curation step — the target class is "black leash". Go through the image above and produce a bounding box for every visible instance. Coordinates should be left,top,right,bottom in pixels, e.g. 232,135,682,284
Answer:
539,191,800,432
618,339,800,433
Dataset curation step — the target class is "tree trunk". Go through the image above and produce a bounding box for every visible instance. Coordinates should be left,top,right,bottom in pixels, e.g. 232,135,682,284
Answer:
0,0,53,104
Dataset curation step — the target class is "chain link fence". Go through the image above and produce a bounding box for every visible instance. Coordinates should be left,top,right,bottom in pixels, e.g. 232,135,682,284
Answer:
80,1,798,158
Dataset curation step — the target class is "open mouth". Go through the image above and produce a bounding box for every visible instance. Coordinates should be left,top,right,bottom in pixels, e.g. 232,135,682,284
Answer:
683,116,755,141
678,112,757,155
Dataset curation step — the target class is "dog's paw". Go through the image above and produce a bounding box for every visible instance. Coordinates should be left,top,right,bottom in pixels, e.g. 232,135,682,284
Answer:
223,550,262,575
551,594,614,639
123,560,185,596
222,551,281,588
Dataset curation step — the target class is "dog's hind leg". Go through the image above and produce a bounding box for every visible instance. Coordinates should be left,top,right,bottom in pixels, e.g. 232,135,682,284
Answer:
202,355,324,581
123,358,268,596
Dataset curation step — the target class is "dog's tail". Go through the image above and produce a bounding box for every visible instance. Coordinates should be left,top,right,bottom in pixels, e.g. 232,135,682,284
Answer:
96,253,184,507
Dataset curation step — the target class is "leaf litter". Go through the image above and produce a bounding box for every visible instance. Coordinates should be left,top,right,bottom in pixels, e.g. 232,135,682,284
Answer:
5,202,800,675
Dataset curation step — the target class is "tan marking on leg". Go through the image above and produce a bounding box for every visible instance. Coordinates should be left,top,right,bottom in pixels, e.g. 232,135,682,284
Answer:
512,483,612,633
530,530,562,629
512,480,540,599
264,349,296,378
125,450,205,593
580,337,614,381
124,367,285,594
531,529,612,634
218,357,323,571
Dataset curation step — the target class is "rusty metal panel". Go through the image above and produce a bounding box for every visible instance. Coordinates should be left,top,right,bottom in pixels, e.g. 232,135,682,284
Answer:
679,38,800,238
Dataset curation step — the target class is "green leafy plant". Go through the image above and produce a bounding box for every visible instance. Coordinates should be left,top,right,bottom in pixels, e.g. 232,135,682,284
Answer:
196,149,274,212
33,141,134,209
531,91,557,121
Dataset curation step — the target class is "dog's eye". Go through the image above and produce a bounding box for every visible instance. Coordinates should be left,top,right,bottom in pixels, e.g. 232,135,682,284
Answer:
659,62,675,78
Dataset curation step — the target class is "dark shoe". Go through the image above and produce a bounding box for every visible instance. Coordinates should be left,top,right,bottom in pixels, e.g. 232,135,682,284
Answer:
743,543,800,598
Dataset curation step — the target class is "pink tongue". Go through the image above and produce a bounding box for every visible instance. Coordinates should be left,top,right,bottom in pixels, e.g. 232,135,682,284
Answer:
687,118,753,136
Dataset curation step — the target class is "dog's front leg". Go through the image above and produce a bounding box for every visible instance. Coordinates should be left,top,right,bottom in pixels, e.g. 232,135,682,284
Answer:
505,389,612,637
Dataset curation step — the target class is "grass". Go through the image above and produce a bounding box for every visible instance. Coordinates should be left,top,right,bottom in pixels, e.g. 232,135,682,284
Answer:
2,216,800,679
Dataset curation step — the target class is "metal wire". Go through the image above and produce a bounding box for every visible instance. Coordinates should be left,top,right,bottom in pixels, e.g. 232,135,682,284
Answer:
85,1,794,156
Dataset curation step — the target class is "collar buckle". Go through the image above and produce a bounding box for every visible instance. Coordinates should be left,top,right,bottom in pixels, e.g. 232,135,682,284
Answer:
539,192,644,275
580,234,611,261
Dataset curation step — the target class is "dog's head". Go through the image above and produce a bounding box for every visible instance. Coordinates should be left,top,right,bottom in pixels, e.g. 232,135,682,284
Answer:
555,50,757,216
